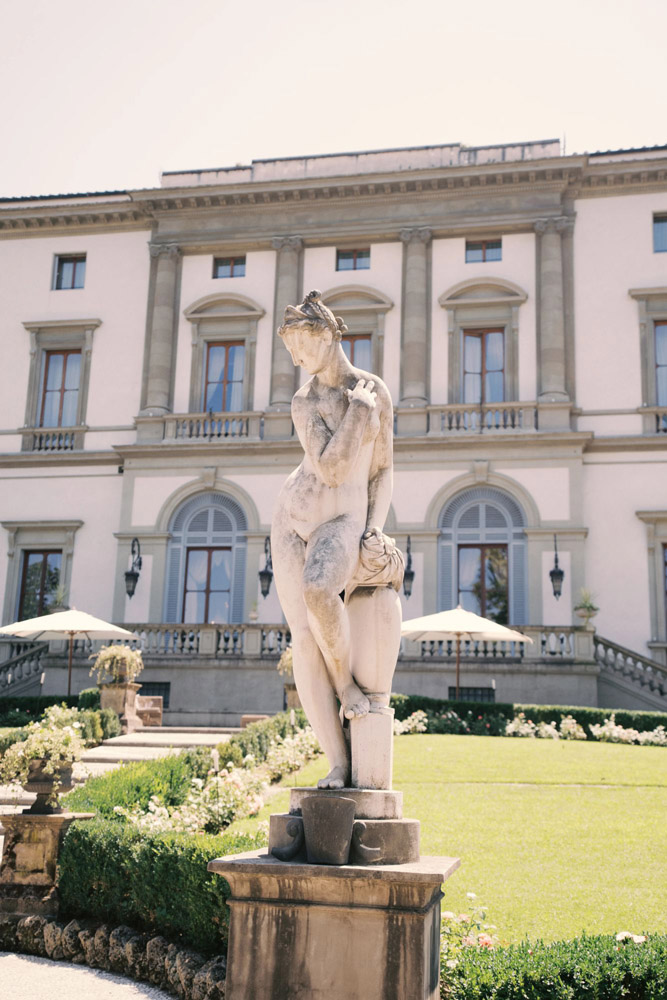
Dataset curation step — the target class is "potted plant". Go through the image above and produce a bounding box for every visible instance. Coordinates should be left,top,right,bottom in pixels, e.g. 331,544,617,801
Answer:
0,720,84,814
574,588,599,626
89,644,144,732
277,646,301,710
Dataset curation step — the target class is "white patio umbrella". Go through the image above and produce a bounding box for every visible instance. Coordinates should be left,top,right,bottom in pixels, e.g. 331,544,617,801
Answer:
0,609,136,696
401,606,532,699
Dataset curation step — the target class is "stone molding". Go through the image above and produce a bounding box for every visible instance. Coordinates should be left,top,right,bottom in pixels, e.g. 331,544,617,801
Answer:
534,216,575,235
148,242,182,259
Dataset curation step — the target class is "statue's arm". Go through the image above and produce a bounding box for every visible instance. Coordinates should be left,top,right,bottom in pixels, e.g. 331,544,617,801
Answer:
293,393,373,489
365,391,393,532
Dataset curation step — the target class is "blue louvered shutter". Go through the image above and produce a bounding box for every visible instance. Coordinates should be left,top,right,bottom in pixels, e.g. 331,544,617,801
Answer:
438,541,455,611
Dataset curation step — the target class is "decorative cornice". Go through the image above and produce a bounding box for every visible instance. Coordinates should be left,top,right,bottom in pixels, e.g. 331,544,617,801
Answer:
271,236,303,251
148,242,181,259
22,318,102,333
400,227,432,245
534,216,574,235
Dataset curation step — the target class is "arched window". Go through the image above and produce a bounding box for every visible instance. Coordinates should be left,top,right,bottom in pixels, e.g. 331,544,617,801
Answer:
438,488,527,625
164,492,247,624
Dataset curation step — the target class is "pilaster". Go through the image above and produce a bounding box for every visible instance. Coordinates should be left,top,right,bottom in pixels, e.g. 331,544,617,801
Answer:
140,243,182,416
267,236,303,437
397,228,432,435
535,218,571,415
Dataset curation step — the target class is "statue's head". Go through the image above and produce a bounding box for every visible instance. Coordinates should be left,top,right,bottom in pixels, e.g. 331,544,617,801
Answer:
278,290,348,374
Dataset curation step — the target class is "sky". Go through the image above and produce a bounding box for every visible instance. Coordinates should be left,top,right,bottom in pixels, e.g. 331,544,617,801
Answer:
1,0,666,199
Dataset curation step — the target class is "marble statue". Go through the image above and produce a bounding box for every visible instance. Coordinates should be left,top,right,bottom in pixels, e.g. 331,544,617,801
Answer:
271,290,404,789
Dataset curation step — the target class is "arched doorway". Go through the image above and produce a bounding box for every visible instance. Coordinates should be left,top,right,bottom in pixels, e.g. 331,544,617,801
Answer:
163,492,247,624
438,487,527,624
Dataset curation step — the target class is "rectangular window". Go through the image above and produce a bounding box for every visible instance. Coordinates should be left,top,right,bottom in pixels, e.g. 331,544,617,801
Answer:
54,255,86,289
213,256,246,278
465,239,502,263
341,334,372,370
138,681,171,709
183,547,232,624
39,350,81,427
654,216,667,253
463,329,504,404
204,341,245,412
336,248,370,271
458,544,508,624
656,322,667,406
18,550,62,619
448,687,496,703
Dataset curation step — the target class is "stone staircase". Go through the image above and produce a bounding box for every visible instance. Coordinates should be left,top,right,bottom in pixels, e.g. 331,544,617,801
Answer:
594,635,667,711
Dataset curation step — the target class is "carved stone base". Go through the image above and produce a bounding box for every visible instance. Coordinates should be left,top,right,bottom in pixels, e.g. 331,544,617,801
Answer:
208,849,459,1000
0,812,94,916
289,786,403,819
269,812,420,865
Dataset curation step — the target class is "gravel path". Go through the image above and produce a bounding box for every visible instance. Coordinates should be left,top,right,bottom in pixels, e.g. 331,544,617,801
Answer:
0,952,173,999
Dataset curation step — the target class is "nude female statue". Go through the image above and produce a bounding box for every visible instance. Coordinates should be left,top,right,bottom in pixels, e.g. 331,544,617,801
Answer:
271,290,403,789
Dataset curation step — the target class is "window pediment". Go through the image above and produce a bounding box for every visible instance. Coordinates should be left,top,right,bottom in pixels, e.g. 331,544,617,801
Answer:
184,293,265,322
321,285,394,314
439,279,528,310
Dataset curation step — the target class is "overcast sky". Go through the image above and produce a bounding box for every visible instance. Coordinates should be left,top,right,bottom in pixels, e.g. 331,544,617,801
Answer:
1,0,665,198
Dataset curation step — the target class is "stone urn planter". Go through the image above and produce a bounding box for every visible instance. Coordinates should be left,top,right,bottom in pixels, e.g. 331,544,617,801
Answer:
22,758,74,815
284,682,302,710
90,644,144,734
99,681,141,734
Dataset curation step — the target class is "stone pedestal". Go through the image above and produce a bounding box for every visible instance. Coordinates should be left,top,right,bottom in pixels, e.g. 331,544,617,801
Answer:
0,812,94,916
208,850,459,1000
350,713,393,789
100,682,141,733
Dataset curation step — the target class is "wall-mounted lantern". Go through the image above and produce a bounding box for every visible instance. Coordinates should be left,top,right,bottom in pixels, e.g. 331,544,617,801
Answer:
403,535,415,599
259,537,273,598
549,534,564,600
124,538,142,599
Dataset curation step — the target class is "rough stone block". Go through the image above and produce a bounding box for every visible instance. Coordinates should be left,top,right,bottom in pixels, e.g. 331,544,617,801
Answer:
289,786,402,819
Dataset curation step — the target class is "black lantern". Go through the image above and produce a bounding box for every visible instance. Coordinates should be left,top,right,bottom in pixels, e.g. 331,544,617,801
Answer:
549,534,564,600
124,538,142,599
403,536,415,598
259,537,273,598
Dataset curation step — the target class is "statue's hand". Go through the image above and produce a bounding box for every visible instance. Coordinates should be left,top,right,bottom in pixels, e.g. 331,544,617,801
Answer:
346,379,377,409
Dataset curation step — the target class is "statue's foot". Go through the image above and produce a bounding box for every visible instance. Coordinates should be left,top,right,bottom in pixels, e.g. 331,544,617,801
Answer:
317,764,349,789
341,683,371,721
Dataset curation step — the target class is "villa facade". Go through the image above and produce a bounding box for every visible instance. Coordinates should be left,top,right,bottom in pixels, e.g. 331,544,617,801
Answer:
1,138,666,722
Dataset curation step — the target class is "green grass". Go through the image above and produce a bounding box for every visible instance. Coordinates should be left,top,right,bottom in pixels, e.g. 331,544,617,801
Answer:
227,735,667,944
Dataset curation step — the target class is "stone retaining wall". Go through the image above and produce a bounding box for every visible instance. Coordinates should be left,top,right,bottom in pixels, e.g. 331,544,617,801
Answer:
0,913,226,999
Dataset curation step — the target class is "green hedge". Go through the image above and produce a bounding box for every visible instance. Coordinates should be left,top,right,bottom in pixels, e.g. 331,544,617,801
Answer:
64,746,212,816
0,706,119,756
390,694,667,734
77,687,101,710
59,818,260,956
444,934,667,999
0,694,78,727
216,709,308,768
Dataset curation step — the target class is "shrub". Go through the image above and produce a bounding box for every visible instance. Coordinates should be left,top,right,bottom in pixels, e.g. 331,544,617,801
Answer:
100,707,121,740
442,933,667,999
215,710,308,765
77,687,101,710
0,695,78,720
64,747,214,817
58,818,263,956
390,694,515,723
0,727,28,754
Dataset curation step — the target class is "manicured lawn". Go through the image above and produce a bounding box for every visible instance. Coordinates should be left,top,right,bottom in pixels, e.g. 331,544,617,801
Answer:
228,735,667,944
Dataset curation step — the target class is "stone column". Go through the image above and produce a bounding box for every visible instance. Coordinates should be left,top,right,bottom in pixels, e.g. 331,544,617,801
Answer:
535,218,572,430
397,228,431,434
141,243,182,417
265,236,303,438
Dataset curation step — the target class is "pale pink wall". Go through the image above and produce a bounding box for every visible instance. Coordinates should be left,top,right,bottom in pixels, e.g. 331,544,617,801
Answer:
430,234,537,404
573,191,667,413
174,251,275,412
0,231,151,441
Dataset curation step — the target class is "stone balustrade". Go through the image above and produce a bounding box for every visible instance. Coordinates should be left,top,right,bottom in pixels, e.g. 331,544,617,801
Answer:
426,402,537,435
70,622,292,659
31,428,78,452
594,634,667,699
163,411,263,442
402,626,594,662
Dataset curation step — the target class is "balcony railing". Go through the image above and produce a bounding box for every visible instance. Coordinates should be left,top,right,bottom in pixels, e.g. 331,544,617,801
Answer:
70,622,292,658
163,411,263,442
645,406,667,434
427,402,537,435
408,626,584,661
30,427,78,452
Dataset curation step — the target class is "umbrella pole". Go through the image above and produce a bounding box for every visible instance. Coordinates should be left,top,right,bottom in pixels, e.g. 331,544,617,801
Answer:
67,633,73,697
455,634,461,701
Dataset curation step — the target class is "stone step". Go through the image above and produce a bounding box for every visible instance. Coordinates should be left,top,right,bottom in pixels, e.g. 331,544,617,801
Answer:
135,726,241,734
102,731,232,748
81,745,181,764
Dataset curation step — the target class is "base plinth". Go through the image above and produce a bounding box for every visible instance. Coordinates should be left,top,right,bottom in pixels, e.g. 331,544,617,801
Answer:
208,849,459,1000
289,786,402,819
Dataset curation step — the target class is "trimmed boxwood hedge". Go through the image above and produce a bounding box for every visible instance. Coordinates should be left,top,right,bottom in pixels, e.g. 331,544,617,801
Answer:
0,707,120,755
59,818,260,956
216,709,308,767
390,693,667,735
64,746,212,816
0,694,79,728
444,933,667,999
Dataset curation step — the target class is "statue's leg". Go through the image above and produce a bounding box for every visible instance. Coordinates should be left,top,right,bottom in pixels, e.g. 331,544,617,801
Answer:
302,517,371,722
271,522,350,789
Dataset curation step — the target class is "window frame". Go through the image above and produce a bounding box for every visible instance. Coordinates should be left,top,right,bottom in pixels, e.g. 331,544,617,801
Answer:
39,349,82,428
212,256,246,279
182,545,233,624
53,254,86,290
18,549,62,619
341,333,373,369
465,239,502,263
1,520,82,624
21,319,101,451
202,340,246,413
457,542,509,623
462,327,506,405
336,248,371,272
636,511,667,666
629,287,667,431
653,215,667,253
